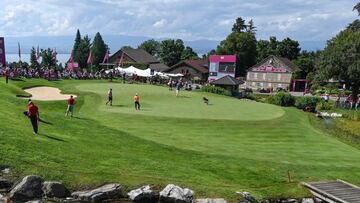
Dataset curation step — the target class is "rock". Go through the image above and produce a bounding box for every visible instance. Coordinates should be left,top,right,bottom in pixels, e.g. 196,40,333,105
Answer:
128,185,158,203
42,181,70,198
301,198,314,203
237,192,255,203
9,175,43,202
159,184,194,203
0,178,11,190
1,168,10,174
282,199,298,203
25,200,43,203
72,183,122,202
195,198,227,203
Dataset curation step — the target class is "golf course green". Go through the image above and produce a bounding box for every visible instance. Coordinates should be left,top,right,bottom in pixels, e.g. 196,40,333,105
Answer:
1,78,360,201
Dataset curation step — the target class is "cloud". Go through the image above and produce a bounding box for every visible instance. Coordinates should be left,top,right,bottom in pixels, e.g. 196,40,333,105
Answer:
153,19,167,28
0,0,358,42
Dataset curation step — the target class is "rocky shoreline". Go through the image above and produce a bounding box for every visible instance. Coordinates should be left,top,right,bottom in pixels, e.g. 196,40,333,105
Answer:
0,169,321,203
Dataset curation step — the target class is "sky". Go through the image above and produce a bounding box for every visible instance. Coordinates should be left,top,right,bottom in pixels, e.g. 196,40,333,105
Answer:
0,0,359,42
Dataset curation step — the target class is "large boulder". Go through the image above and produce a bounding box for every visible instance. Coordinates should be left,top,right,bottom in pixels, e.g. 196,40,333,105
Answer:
72,183,122,202
128,185,158,203
42,181,70,198
0,178,12,190
9,175,43,202
195,198,227,203
159,184,194,203
301,198,315,203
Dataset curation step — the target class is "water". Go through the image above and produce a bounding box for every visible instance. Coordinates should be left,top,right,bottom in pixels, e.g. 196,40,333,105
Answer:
6,54,71,65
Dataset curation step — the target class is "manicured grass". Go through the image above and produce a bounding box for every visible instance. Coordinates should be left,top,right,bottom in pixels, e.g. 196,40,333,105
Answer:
1,78,360,201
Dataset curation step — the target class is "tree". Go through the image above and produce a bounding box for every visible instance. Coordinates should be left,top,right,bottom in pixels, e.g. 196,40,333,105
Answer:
293,51,320,80
40,48,57,69
121,45,134,50
91,32,108,70
73,29,82,62
247,19,257,34
181,46,198,60
160,39,185,66
30,47,40,69
318,29,360,98
216,31,257,76
77,35,91,70
353,2,360,15
232,17,247,33
277,37,300,60
138,39,160,57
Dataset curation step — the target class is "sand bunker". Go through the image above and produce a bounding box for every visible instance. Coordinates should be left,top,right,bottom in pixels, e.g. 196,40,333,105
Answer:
22,87,77,101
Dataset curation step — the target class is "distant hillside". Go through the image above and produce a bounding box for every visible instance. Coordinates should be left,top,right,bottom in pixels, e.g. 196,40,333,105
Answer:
3,35,325,55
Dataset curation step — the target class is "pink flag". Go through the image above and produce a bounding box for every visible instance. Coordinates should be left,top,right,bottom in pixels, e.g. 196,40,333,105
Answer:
36,46,40,60
87,51,93,65
102,52,109,63
18,42,21,62
118,52,124,67
68,49,74,63
52,48,57,60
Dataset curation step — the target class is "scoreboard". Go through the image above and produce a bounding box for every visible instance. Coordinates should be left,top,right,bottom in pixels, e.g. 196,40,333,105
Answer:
208,55,236,82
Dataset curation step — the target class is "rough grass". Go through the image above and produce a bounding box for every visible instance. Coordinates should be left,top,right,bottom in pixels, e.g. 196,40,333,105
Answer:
1,78,360,202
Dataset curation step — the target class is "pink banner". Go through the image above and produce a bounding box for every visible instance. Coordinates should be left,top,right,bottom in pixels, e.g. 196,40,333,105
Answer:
67,62,79,71
252,65,287,73
209,55,236,63
0,37,6,67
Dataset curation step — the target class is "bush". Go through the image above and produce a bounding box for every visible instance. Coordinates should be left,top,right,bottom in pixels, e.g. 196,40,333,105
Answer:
295,96,321,109
246,93,270,102
316,100,335,111
202,85,231,96
267,92,295,107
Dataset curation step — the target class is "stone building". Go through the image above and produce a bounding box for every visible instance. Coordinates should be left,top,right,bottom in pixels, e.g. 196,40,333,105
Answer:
246,55,299,90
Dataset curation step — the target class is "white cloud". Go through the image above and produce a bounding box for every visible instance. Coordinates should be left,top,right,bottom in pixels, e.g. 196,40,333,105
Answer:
0,0,358,42
153,19,167,28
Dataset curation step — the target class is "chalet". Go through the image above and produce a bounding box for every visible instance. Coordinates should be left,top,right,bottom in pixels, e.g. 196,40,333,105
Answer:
246,55,300,90
164,59,209,81
109,48,169,72
211,75,244,96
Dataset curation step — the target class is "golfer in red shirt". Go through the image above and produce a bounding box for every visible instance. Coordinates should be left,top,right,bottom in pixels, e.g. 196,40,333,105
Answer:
28,101,39,134
66,95,76,117
134,93,140,110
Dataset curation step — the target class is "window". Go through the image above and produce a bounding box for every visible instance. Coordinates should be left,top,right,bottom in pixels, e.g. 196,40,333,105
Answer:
254,73,258,79
277,74,281,81
263,73,266,80
209,62,217,72
219,62,235,73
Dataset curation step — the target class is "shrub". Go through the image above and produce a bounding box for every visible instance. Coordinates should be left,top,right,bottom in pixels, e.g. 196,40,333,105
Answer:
201,85,231,96
268,92,295,107
316,100,335,111
295,96,321,109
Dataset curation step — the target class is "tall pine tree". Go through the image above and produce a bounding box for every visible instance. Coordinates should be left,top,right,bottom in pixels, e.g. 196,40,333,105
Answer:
30,47,40,69
91,32,108,70
73,29,82,65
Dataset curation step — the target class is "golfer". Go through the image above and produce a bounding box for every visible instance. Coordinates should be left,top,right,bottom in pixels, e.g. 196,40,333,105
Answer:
65,95,76,117
27,101,39,134
134,93,140,110
106,88,113,106
176,82,181,97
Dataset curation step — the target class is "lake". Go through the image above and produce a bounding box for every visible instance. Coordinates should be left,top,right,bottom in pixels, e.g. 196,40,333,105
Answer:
6,54,71,65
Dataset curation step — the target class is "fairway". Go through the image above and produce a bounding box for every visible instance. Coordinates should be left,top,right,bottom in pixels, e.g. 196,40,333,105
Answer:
77,83,284,120
1,79,360,201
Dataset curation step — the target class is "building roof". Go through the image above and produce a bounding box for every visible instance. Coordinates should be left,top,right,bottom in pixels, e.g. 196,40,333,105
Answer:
250,55,300,72
211,75,244,86
110,48,159,64
166,59,208,73
149,63,170,72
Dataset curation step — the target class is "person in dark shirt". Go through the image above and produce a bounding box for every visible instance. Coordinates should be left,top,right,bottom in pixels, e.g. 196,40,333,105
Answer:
27,101,39,134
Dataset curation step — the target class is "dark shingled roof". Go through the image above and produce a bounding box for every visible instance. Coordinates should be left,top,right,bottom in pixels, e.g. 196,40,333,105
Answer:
149,63,170,72
122,48,159,64
166,59,208,73
211,75,244,86
250,55,300,72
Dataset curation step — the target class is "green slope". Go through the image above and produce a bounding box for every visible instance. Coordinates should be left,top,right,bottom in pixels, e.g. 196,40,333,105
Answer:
1,78,360,201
